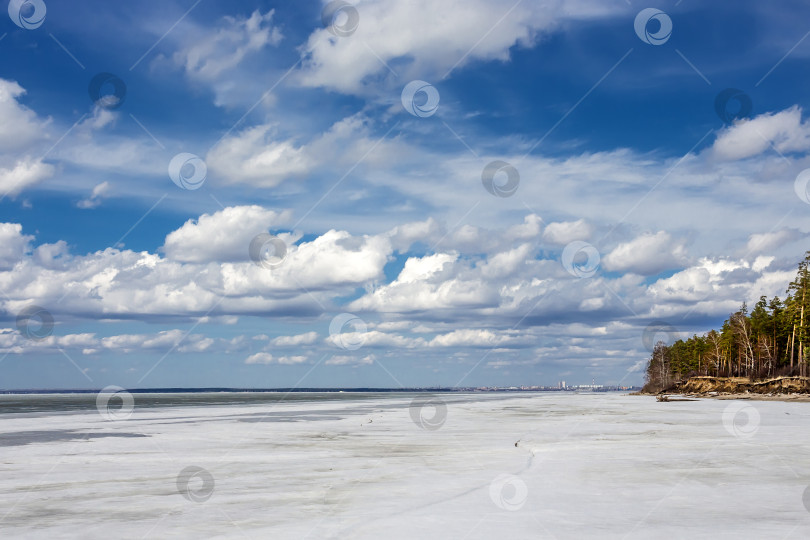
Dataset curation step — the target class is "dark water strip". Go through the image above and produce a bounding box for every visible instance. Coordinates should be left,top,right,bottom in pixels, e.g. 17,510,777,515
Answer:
0,390,543,415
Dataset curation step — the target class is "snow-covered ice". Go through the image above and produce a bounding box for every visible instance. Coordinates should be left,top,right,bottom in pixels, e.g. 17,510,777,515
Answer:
1,392,809,539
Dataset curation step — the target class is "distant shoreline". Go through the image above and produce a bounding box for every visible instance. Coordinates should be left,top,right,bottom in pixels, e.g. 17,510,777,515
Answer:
0,387,641,395
637,376,810,403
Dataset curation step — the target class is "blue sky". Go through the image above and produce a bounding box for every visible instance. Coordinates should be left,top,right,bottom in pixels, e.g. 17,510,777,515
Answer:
2,0,810,389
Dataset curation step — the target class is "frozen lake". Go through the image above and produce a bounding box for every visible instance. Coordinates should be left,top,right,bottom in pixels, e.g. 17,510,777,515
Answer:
1,392,809,538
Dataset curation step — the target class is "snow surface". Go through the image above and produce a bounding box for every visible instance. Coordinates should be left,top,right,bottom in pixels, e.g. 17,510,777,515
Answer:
1,392,809,539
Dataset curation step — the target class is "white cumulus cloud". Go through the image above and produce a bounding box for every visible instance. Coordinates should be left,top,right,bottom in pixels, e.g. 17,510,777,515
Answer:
162,205,291,263
711,106,810,161
602,231,688,275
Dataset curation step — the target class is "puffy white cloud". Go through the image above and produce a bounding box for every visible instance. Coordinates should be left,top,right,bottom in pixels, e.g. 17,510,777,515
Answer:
398,253,456,283
542,219,593,245
0,223,32,270
327,330,424,349
32,241,71,270
505,214,543,242
602,231,688,275
387,218,442,251
711,106,810,161
443,215,543,255
648,260,730,303
162,205,291,263
0,80,54,197
101,329,186,351
428,329,527,348
745,228,801,255
478,244,532,279
272,331,320,346
349,252,497,313
245,352,308,365
275,228,391,288
0,157,55,199
206,124,311,186
325,354,375,366
371,321,413,331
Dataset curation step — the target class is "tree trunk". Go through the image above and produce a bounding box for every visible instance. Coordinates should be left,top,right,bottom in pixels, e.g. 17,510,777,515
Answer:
799,298,805,377
791,323,796,371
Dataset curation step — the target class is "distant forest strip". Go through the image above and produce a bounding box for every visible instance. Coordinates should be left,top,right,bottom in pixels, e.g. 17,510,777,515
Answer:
643,252,810,393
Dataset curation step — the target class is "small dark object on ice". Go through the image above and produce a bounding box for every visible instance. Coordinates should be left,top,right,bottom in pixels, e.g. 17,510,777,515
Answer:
657,395,697,402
